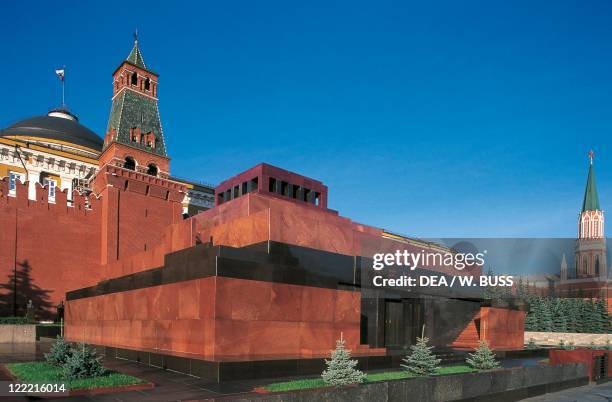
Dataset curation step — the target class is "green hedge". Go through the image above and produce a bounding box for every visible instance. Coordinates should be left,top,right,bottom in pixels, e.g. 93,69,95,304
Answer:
0,317,33,325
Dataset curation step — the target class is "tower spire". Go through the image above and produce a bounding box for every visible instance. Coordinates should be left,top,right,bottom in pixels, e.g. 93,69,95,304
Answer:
126,31,146,70
582,150,600,212
575,150,606,279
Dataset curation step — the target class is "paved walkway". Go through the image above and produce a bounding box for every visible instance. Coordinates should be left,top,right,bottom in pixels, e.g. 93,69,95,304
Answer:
0,341,262,401
0,341,598,402
521,381,612,402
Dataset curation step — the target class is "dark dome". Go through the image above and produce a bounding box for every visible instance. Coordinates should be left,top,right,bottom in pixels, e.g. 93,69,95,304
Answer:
1,109,103,152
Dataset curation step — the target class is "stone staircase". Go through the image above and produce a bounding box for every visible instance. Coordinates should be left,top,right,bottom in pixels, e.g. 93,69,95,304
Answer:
434,347,470,365
299,344,386,358
449,312,481,350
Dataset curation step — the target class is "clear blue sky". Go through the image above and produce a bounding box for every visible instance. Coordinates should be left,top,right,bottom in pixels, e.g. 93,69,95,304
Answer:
2,1,611,237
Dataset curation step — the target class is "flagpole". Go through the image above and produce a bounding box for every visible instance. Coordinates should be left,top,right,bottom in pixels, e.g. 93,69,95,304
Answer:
62,66,65,108
55,67,66,108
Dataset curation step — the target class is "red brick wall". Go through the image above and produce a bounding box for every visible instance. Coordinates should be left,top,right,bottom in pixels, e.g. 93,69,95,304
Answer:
0,166,187,318
102,219,195,280
0,179,102,319
556,281,612,310
98,142,169,176
94,165,185,265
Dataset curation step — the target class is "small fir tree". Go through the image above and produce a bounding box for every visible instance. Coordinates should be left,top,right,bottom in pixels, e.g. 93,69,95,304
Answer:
576,299,587,333
525,338,537,350
400,336,441,376
44,336,72,366
466,340,500,371
524,311,536,331
62,343,105,380
321,335,366,386
552,299,568,333
566,299,581,333
581,299,596,333
594,299,610,334
525,296,539,331
539,298,554,332
502,280,513,300
516,277,526,300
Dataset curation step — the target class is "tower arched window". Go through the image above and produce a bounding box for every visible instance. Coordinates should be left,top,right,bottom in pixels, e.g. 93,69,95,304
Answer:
596,255,600,275
144,77,150,91
131,72,138,86
147,163,158,177
583,257,588,276
124,157,136,171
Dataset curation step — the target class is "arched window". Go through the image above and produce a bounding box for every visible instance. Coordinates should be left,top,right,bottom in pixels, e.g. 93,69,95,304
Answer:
124,157,136,171
583,257,588,276
144,77,150,91
596,255,600,275
147,163,158,176
131,73,138,86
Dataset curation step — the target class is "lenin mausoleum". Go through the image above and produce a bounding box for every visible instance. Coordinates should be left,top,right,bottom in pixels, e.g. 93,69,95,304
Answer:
0,38,525,381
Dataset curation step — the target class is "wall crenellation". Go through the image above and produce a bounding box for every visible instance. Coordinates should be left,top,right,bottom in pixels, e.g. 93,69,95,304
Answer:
0,177,98,214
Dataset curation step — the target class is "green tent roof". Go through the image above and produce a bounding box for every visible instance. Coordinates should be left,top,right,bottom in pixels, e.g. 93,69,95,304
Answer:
582,163,601,212
126,41,147,70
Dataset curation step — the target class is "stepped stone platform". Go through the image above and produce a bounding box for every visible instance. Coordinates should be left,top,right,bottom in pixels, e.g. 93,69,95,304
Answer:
91,344,471,383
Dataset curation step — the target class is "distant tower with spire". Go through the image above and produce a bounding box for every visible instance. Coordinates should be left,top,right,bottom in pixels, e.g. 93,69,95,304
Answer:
575,150,606,279
560,254,568,281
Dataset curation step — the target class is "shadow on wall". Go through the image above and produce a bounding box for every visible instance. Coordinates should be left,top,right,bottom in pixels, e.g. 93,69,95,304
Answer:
432,298,481,347
0,260,54,320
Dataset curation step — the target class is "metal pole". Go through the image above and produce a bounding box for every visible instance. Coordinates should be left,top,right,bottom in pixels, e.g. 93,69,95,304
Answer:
13,209,17,317
62,66,66,108
14,145,28,183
